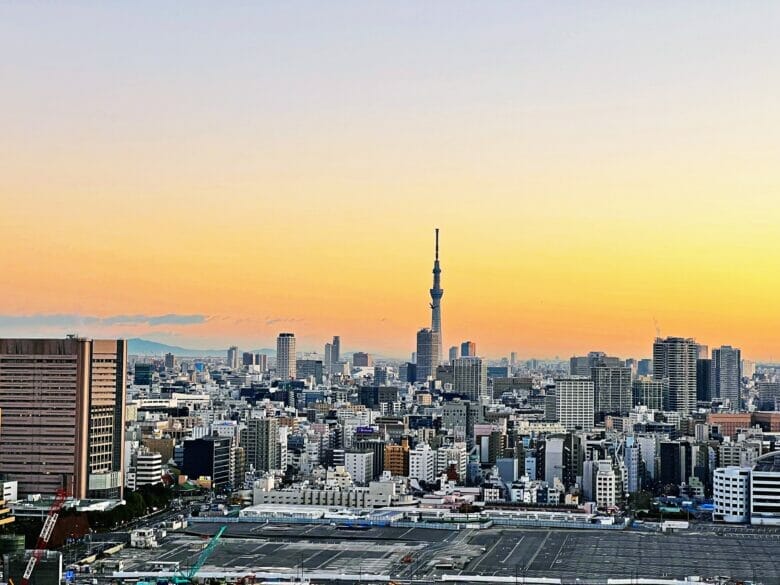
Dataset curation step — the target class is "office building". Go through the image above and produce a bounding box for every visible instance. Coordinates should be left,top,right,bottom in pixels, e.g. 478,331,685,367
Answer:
373,366,388,385
632,377,668,410
460,341,476,358
712,346,742,410
449,346,459,363
296,359,323,384
227,346,239,370
331,336,341,365
453,357,487,401
182,436,231,489
653,337,699,415
324,343,332,372
276,333,296,380
416,328,440,381
570,352,622,377
352,352,373,367
242,352,256,367
0,337,126,499
134,362,154,386
164,352,175,370
697,358,712,402
554,377,595,431
255,353,268,371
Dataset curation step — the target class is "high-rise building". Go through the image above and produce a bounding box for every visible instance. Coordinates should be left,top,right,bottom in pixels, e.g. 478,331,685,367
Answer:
241,418,280,473
296,359,323,384
453,357,487,401
331,336,341,365
429,228,444,363
571,352,622,376
227,346,239,370
712,346,742,410
448,346,459,363
460,341,476,358
0,337,127,499
510,352,517,368
632,377,668,410
242,352,256,367
742,360,757,379
696,358,713,402
164,352,175,370
324,342,332,373
554,377,595,431
653,337,699,415
592,365,632,416
352,352,373,367
416,328,440,381
276,333,296,380
255,353,268,371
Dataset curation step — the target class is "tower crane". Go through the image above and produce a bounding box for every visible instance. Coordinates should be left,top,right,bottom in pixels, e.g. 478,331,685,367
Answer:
20,488,68,585
173,525,226,584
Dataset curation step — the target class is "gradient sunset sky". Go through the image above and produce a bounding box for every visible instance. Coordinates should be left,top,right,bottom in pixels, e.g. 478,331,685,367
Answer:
2,3,780,360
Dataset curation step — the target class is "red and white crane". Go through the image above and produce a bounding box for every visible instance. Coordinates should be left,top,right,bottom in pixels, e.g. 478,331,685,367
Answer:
19,488,68,585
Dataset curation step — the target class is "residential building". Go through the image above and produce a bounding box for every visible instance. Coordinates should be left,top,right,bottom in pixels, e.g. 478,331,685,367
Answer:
276,333,296,380
712,346,742,410
453,357,487,401
554,377,595,431
653,337,699,415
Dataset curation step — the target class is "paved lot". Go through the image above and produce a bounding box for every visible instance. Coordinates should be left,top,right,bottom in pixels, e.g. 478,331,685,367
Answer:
461,529,780,583
119,523,780,584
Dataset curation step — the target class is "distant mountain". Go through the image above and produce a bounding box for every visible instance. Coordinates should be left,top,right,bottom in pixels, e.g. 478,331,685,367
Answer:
127,338,276,358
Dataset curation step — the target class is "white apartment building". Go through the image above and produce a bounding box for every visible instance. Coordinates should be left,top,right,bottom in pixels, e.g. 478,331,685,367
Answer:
435,444,468,480
554,377,595,431
409,443,437,484
345,451,373,486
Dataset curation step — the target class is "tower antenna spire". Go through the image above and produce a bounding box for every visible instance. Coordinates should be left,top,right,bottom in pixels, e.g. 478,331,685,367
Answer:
435,227,439,261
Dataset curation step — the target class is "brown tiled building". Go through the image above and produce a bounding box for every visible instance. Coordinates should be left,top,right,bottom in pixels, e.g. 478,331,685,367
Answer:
0,337,127,499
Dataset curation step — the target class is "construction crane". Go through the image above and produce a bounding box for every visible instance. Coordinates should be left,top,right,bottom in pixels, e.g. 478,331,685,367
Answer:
172,525,227,584
20,488,68,585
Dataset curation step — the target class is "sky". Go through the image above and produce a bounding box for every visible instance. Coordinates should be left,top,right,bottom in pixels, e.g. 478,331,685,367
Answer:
2,2,780,360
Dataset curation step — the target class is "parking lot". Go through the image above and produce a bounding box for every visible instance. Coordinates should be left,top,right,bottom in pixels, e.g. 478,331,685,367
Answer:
111,523,780,584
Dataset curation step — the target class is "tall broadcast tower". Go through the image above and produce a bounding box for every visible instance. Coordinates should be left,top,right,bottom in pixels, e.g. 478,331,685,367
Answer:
429,228,444,362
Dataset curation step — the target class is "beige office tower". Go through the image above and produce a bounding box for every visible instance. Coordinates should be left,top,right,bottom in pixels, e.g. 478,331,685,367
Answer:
276,333,296,380
0,337,127,499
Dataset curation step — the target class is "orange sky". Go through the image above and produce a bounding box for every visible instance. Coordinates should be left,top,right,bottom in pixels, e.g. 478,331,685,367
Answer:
2,4,780,360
